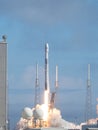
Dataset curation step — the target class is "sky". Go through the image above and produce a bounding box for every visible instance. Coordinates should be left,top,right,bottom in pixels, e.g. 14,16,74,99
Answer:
0,0,98,129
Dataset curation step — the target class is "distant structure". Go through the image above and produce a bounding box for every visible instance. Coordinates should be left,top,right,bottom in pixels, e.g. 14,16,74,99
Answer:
0,35,8,130
85,64,92,123
34,63,40,106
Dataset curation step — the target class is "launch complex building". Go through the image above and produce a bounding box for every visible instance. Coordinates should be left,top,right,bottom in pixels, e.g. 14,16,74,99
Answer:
0,36,8,130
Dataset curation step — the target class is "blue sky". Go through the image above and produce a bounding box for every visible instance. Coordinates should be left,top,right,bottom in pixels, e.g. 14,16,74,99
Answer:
0,0,98,128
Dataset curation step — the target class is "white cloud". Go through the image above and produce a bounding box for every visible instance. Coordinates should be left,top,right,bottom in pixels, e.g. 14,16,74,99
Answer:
0,0,98,25
60,76,84,90
21,66,35,86
15,65,45,90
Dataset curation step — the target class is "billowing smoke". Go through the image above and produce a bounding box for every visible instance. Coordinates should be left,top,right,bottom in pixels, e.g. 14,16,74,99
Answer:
48,108,62,127
16,104,81,130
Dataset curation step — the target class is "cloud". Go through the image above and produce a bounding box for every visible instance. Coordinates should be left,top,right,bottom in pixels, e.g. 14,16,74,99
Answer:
21,66,35,87
21,65,45,89
0,0,98,25
59,76,84,91
9,65,45,90
1,0,98,55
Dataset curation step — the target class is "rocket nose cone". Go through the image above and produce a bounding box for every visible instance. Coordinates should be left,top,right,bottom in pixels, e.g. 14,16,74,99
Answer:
45,43,48,48
45,43,49,51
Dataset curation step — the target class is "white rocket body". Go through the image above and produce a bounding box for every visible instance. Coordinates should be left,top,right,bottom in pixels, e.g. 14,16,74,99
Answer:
45,43,50,92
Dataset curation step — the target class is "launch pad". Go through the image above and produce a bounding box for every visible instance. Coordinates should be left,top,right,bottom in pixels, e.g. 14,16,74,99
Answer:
16,43,80,130
25,127,66,130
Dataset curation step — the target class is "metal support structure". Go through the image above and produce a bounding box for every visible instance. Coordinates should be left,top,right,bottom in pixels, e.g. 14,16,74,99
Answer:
85,64,92,123
34,63,40,107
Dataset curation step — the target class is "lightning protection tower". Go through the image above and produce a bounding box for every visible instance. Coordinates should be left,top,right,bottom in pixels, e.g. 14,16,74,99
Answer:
34,63,40,107
85,64,92,124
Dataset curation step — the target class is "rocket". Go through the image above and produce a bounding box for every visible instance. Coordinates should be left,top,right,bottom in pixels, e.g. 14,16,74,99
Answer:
45,43,50,91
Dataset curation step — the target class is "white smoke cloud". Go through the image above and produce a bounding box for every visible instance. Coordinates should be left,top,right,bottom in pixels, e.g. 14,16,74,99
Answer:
16,118,28,130
16,105,81,130
48,108,62,127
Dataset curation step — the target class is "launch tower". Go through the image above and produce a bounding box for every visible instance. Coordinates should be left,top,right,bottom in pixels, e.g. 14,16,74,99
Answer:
34,63,40,106
85,64,92,124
